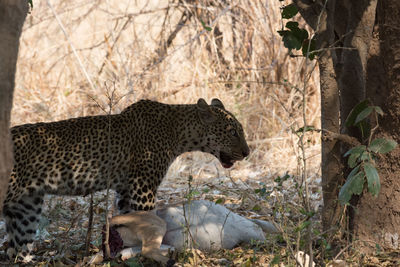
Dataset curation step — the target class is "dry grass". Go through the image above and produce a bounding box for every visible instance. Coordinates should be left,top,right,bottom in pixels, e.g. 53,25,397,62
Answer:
13,0,321,179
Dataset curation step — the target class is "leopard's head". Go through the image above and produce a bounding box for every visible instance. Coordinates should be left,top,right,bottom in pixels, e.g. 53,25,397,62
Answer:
197,98,250,168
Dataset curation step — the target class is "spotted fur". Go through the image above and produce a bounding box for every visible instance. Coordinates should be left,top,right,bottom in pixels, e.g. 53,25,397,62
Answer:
3,98,249,261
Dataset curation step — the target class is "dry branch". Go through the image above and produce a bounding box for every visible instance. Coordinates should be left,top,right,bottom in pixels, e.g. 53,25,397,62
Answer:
98,16,133,75
85,193,94,256
322,130,361,147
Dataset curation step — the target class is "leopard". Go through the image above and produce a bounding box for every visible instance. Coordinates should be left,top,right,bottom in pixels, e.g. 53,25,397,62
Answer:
3,98,249,262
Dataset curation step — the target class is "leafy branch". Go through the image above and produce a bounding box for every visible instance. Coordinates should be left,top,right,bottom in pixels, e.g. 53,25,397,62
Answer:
294,100,397,204
277,3,317,60
339,101,397,204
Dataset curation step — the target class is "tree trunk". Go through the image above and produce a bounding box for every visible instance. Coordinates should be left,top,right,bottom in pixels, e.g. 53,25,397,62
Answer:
293,0,400,253
293,0,344,236
337,0,376,134
0,0,28,213
315,1,343,235
353,0,400,252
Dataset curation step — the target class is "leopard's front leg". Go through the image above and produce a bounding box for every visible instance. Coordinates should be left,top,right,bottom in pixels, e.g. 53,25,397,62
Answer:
116,171,160,214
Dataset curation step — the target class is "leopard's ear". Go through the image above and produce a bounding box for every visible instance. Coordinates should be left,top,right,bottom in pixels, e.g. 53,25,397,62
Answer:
197,98,216,123
211,98,225,110
197,98,209,110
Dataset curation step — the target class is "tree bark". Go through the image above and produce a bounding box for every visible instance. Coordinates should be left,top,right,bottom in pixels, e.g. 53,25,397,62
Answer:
0,0,28,213
293,1,400,253
293,0,344,235
353,0,400,253
315,1,344,235
337,0,377,132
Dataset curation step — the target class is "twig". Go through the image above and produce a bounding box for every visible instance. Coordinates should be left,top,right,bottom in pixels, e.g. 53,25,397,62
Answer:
368,111,379,146
182,176,197,250
46,0,96,92
98,16,133,75
48,0,99,257
134,2,235,83
45,40,107,75
85,193,94,256
103,83,117,260
109,6,173,20
158,9,193,59
333,238,380,260
297,1,329,266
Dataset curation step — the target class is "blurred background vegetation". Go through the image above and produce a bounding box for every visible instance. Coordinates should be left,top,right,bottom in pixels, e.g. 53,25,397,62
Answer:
13,0,321,179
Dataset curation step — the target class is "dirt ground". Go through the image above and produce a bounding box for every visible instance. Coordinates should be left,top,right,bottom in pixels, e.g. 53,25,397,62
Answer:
0,159,323,266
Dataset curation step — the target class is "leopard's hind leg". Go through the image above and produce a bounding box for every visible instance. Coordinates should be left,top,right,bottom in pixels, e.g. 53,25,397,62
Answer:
3,193,44,263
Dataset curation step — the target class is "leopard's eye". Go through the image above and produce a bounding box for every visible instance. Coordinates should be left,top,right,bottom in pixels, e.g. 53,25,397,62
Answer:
230,129,238,137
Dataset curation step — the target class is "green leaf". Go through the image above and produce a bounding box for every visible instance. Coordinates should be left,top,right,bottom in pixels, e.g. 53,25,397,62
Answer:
299,208,315,217
215,198,224,204
302,38,317,60
348,153,360,168
270,255,280,265
252,204,261,212
364,162,380,196
345,100,370,127
285,22,308,44
339,166,364,205
278,30,302,51
374,106,384,116
369,138,397,154
344,146,367,167
360,151,370,161
295,221,311,232
28,0,33,8
277,30,288,37
285,21,299,30
376,243,382,254
293,29,309,45
124,257,141,267
358,120,371,140
200,20,212,31
255,187,267,196
295,125,315,134
344,145,366,157
281,4,298,19
355,106,373,124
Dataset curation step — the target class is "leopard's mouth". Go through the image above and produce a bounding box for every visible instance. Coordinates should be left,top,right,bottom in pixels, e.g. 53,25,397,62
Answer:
219,151,236,169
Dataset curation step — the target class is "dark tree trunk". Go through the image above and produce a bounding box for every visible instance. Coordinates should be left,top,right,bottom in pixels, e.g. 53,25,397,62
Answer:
354,0,400,252
0,0,28,213
293,0,344,235
315,1,343,235
293,0,400,253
